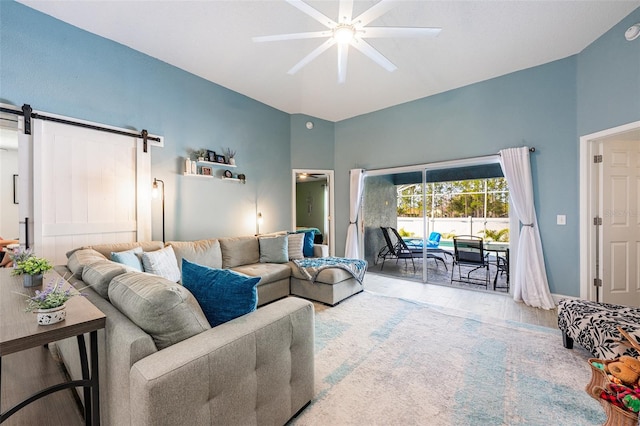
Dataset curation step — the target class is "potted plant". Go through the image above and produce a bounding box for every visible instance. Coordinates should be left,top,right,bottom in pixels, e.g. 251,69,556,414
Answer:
12,255,53,288
223,147,236,165
22,277,84,325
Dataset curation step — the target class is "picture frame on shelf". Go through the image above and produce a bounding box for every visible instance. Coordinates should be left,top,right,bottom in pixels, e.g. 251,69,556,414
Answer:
215,154,226,164
223,170,233,178
207,150,216,162
201,166,213,176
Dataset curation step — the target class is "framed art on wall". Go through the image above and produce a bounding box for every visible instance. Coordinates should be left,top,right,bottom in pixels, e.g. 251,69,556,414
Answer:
201,167,212,176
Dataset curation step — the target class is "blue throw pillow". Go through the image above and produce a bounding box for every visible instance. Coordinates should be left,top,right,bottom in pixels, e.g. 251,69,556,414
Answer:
181,259,260,327
111,247,143,271
303,231,315,257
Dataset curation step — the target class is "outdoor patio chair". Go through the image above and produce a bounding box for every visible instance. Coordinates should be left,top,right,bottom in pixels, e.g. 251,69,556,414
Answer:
389,227,448,270
451,235,490,288
377,227,419,273
426,232,441,248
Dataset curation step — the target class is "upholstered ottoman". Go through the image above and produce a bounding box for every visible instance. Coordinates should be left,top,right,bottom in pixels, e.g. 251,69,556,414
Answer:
290,258,367,306
558,299,640,359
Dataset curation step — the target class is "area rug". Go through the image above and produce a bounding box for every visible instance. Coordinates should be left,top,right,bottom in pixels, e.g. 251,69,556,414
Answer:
289,291,605,426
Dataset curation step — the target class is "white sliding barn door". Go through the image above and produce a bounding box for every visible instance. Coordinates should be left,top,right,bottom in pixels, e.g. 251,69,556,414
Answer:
600,139,640,306
32,119,151,265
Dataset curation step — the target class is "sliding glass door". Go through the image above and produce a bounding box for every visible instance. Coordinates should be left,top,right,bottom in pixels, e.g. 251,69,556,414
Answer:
363,156,510,287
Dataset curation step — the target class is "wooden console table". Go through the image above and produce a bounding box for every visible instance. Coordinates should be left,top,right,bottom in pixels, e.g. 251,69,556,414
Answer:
0,269,106,425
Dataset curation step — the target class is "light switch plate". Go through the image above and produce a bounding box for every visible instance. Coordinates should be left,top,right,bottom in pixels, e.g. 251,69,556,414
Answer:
557,215,566,225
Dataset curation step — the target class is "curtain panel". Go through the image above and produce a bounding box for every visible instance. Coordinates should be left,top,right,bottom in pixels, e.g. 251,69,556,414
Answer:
499,147,555,309
345,169,365,259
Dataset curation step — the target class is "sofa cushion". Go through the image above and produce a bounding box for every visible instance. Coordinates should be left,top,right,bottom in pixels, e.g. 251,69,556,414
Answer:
108,271,211,350
219,236,260,268
166,239,222,272
232,262,292,284
67,248,107,278
111,246,144,271
181,259,260,327
259,235,289,264
140,246,181,282
287,233,304,260
81,241,164,259
81,260,128,299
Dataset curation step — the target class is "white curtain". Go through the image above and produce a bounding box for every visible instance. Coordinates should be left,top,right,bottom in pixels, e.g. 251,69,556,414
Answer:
345,169,365,259
499,147,555,309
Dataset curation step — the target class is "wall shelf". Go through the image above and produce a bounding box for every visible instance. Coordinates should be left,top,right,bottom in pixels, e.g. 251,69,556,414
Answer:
222,177,245,184
184,172,246,183
196,160,236,168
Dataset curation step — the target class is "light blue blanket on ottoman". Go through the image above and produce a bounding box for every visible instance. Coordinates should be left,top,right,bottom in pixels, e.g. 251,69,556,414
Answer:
293,257,368,284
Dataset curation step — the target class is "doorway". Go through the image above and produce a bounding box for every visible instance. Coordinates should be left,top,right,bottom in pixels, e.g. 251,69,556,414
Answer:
0,113,19,242
580,121,640,304
291,169,335,256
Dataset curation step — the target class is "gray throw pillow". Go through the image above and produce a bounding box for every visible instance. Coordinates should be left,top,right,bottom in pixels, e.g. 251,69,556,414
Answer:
259,235,289,263
108,272,211,350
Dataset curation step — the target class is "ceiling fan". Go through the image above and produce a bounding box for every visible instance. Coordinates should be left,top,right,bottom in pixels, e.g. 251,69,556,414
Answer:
252,0,441,83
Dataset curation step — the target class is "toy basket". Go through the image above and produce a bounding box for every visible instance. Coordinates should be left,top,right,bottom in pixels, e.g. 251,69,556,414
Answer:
591,385,638,426
586,358,615,399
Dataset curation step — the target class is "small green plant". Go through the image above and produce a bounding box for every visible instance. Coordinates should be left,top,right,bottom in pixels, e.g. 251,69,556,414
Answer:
480,228,510,242
12,256,53,276
398,228,414,237
21,277,84,311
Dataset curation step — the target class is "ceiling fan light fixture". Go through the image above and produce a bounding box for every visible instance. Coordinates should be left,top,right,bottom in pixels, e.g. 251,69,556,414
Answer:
333,24,355,44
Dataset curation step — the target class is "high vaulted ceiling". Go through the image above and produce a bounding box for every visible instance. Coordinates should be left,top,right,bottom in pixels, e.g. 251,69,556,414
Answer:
18,1,640,122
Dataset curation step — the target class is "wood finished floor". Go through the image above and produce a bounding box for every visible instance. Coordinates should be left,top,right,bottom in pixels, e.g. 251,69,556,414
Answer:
364,272,559,329
1,345,84,426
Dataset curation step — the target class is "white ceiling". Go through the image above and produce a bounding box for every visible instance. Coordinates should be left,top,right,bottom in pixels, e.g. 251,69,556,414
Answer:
18,0,640,122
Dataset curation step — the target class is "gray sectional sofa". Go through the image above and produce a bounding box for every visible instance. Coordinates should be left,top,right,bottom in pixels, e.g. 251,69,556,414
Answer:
54,235,364,425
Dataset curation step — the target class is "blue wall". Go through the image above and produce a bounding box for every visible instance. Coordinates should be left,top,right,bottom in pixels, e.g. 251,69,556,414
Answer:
0,1,292,240
334,59,578,295
577,7,640,136
290,114,335,169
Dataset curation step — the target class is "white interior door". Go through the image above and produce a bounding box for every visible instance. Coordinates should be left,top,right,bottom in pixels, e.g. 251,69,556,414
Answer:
32,119,151,265
600,138,640,305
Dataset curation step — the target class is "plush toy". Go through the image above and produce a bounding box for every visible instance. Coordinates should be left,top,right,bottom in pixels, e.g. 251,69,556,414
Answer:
607,357,640,386
608,383,640,413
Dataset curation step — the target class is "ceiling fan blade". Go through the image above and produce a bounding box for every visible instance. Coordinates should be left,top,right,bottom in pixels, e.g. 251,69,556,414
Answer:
350,38,397,72
287,38,336,75
286,0,337,28
338,0,354,23
337,43,349,84
362,27,442,38
252,31,330,43
352,0,397,27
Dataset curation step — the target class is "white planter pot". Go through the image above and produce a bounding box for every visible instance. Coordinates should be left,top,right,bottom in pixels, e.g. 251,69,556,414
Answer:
36,304,66,325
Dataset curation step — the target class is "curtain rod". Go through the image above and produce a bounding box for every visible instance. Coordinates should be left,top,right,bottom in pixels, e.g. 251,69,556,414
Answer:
0,104,160,153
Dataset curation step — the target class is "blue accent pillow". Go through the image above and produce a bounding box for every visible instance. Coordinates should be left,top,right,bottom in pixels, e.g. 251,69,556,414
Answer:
181,259,260,327
111,247,143,271
303,231,315,257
